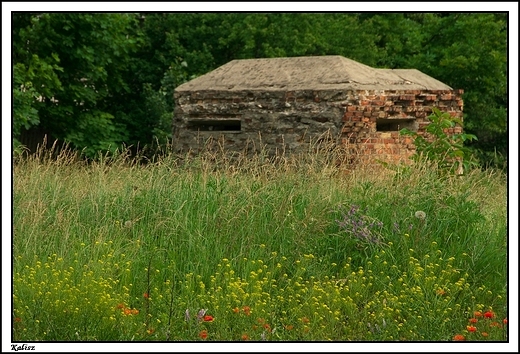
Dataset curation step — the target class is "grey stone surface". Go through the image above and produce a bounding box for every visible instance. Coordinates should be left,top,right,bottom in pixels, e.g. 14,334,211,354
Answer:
175,56,452,92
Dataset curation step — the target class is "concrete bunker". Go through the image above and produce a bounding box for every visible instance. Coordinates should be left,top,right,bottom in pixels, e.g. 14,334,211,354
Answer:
173,55,463,164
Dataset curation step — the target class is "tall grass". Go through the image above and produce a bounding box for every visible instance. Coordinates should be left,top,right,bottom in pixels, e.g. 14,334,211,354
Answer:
12,141,508,342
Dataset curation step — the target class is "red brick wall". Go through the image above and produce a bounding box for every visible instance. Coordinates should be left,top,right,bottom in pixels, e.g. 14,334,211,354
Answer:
339,89,463,165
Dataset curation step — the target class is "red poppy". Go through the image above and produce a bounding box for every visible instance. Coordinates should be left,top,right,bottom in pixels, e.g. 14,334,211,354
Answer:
467,325,477,332
503,318,508,325
14,317,22,323
484,311,494,318
242,306,251,316
489,321,502,328
203,315,214,322
116,303,126,309
199,330,208,339
284,324,294,330
481,332,489,337
263,323,272,332
143,292,150,299
453,334,466,341
468,318,478,324
232,307,239,314
131,309,139,315
241,334,249,341
474,311,483,317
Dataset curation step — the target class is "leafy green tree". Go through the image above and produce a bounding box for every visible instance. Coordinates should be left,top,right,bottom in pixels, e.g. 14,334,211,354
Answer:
12,56,62,148
357,13,426,68
105,13,200,152
13,13,140,157
12,14,63,149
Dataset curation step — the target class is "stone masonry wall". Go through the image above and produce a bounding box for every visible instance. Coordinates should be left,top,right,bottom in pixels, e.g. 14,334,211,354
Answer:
173,88,463,164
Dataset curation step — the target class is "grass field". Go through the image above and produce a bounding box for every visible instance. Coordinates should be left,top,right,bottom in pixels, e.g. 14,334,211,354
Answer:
11,144,508,343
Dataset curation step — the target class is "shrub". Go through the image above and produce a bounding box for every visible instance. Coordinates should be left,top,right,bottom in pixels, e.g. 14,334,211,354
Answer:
400,108,479,174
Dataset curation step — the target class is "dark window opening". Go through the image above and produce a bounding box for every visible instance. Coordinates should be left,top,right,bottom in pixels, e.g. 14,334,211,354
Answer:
187,119,241,132
376,118,416,132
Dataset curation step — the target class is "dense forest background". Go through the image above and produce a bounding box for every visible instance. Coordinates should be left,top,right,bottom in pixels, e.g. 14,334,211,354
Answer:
12,13,508,168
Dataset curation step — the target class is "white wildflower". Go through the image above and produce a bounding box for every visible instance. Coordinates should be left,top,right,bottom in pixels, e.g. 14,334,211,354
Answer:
414,211,426,220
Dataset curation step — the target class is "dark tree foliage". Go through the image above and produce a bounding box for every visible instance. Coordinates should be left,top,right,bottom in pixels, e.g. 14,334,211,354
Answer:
13,13,140,156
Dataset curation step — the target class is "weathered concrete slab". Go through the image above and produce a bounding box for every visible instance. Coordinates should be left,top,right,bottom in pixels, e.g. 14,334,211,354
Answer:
175,56,452,92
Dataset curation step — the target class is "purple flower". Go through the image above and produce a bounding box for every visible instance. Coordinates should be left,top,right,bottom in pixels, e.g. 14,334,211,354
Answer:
336,204,384,245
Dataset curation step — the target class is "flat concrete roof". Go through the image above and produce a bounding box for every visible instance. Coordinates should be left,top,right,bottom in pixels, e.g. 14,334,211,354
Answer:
175,55,453,92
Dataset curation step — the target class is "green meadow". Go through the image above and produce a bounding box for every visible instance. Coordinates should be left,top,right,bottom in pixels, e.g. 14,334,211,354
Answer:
12,146,507,341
